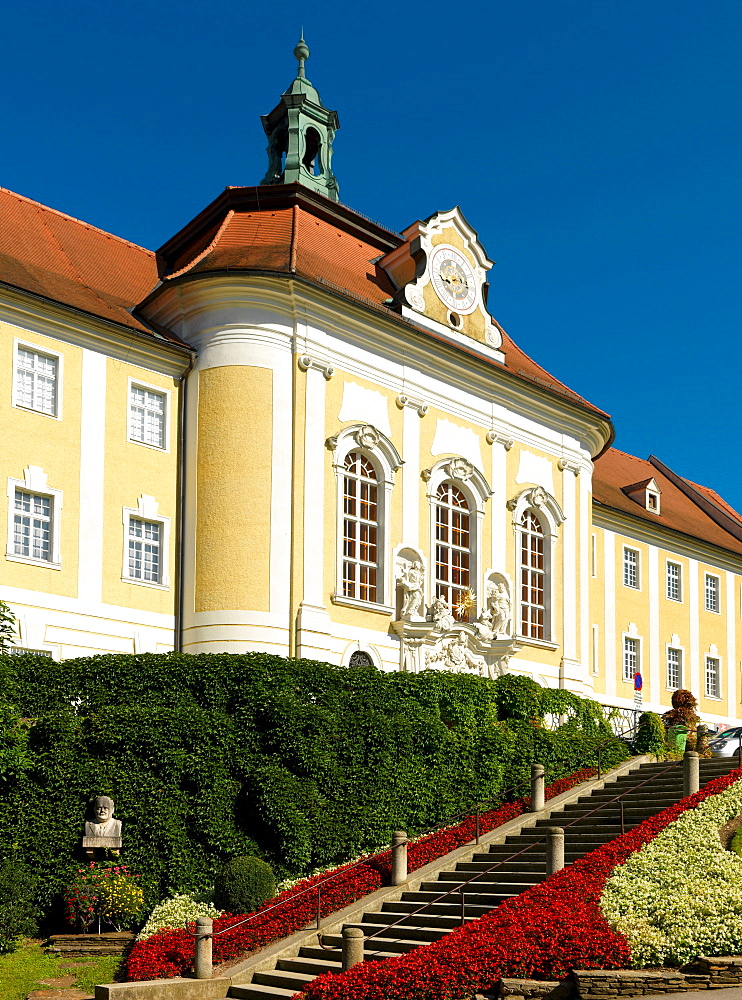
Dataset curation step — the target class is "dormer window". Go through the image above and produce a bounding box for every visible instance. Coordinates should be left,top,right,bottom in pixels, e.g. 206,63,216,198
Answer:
622,477,661,515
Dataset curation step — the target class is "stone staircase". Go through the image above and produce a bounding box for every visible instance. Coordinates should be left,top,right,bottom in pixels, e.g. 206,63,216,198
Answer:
220,756,737,1000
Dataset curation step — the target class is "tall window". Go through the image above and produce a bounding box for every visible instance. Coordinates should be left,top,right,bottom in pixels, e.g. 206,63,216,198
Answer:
705,656,721,698
130,385,166,448
15,347,57,416
666,647,682,689
128,518,162,584
623,547,639,588
342,452,378,603
520,511,545,639
435,482,471,614
623,636,639,682
666,562,682,601
13,489,52,562
705,574,720,613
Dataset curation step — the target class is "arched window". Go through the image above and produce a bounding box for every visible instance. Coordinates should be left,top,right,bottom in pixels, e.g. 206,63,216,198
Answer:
508,486,564,644
435,481,471,615
342,452,379,603
520,510,545,639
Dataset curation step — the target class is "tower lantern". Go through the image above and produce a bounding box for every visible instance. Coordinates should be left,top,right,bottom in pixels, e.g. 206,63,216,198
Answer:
260,36,340,201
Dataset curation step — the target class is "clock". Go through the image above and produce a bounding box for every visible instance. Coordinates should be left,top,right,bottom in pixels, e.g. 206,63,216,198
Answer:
430,244,477,315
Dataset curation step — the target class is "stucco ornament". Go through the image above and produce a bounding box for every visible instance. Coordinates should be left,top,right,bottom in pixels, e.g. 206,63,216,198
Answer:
428,596,455,632
354,424,380,449
426,631,488,676
482,578,511,637
446,457,474,481
397,557,425,619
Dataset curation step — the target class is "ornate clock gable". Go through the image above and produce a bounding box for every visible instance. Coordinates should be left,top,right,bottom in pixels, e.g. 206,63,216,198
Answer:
378,207,504,357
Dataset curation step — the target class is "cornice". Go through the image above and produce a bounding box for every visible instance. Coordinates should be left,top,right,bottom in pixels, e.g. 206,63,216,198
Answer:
0,283,192,377
592,499,742,572
143,269,613,458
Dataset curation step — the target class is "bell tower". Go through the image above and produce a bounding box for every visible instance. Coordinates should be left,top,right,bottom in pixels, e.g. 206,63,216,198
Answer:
260,36,340,201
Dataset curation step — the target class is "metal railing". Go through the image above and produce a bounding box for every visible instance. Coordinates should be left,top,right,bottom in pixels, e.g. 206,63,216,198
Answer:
360,751,697,957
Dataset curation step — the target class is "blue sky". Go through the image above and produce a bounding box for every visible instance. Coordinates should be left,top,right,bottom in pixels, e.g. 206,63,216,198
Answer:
3,1,741,509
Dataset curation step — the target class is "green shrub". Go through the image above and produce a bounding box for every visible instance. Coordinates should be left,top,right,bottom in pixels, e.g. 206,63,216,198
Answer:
730,829,742,858
633,712,665,756
213,856,276,914
0,651,626,897
0,861,39,954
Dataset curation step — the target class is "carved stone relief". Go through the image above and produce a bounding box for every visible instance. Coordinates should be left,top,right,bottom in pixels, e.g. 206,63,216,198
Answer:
396,548,425,620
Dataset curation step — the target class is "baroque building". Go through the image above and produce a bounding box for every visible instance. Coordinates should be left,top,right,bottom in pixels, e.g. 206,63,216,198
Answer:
2,40,741,729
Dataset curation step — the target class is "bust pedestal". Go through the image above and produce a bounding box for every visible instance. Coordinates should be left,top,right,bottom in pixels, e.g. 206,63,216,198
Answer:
82,836,122,859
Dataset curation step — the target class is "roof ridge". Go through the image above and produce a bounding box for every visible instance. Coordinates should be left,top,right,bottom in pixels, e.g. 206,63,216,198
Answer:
607,446,650,462
649,455,742,543
0,186,155,257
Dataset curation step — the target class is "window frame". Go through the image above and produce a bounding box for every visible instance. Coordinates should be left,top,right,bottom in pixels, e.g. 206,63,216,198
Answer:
434,479,473,617
508,486,564,646
705,572,721,614
127,378,171,452
622,634,641,683
122,497,171,589
329,424,402,613
6,469,63,569
705,654,721,699
666,560,682,602
622,546,640,589
426,457,492,621
12,340,63,420
666,645,683,690
341,451,381,605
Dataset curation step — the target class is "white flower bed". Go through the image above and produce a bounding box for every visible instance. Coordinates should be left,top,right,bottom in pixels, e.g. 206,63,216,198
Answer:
136,893,223,941
600,776,742,966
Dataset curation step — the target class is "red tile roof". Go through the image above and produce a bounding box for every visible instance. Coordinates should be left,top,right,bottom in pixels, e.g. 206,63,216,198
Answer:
0,187,184,344
593,448,742,557
156,184,609,422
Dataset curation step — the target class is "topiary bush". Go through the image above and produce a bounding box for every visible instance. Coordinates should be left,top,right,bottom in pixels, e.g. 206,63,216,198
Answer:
730,828,742,858
633,712,665,756
213,855,276,914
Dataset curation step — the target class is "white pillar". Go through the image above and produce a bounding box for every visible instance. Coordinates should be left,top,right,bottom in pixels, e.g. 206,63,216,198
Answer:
401,406,420,548
604,530,616,699
648,546,660,711
77,349,106,603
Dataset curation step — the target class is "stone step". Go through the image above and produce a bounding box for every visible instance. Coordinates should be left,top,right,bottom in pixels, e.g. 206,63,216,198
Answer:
278,956,343,976
230,985,295,1000
252,969,317,991
382,898,492,917
361,908,473,931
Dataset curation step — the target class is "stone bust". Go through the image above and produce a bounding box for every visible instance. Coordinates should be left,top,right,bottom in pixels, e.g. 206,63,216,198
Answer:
84,795,122,840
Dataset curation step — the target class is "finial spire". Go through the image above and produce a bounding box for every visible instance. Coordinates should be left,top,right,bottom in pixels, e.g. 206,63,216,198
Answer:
294,34,310,80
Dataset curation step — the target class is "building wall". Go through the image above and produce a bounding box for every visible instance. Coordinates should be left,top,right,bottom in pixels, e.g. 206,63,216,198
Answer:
0,299,186,660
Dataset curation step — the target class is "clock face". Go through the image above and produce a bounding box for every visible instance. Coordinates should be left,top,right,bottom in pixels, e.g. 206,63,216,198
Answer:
430,244,478,315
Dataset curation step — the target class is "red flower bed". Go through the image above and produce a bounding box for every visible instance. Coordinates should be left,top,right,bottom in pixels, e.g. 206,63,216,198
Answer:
300,768,742,1000
124,767,596,981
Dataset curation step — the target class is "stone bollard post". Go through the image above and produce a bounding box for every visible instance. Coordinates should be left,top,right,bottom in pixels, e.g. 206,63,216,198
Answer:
546,827,565,876
683,750,700,797
391,830,408,885
530,763,545,812
194,916,213,980
342,925,365,970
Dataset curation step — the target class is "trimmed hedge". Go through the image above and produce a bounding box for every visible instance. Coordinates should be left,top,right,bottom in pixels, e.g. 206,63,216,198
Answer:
0,652,627,906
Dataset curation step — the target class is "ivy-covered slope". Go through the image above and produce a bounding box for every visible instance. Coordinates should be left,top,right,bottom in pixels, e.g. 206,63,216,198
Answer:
0,652,626,905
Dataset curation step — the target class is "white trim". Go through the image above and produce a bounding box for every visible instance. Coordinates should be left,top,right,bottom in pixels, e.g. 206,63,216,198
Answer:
127,376,171,452
6,468,63,568
78,350,106,602
648,545,660,702
592,623,599,676
302,367,328,609
603,530,616,698
328,423,403,608
727,572,737,722
689,558,700,697
121,497,171,589
331,595,394,615
12,338,64,420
